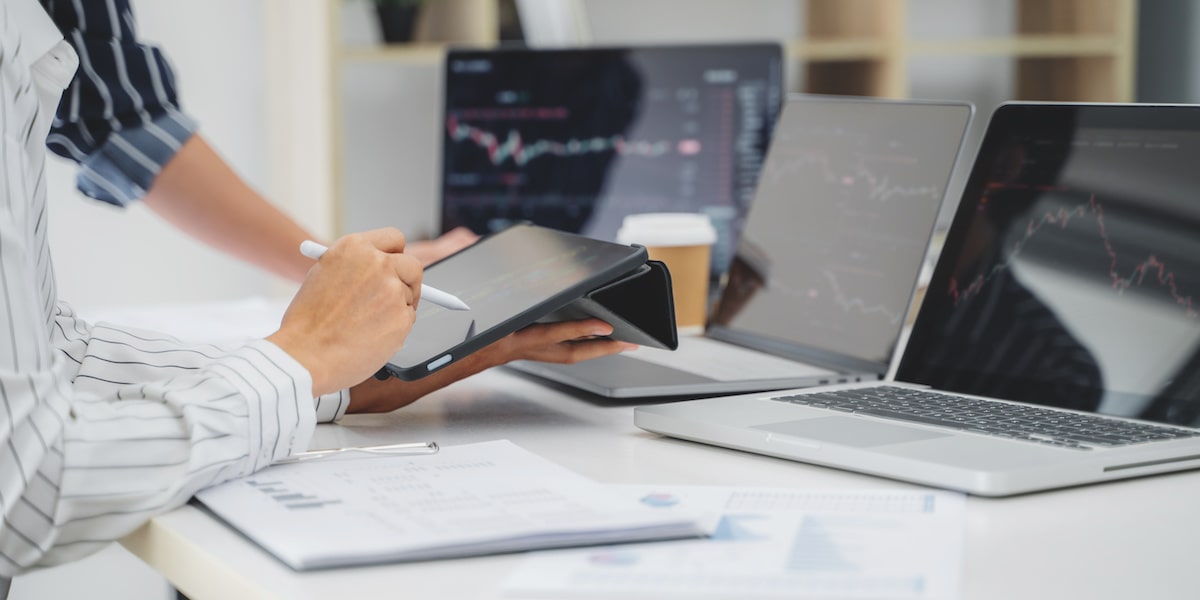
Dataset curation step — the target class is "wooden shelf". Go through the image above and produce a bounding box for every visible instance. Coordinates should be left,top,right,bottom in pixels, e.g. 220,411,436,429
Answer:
343,35,1122,66
788,39,890,62
263,0,1139,242
794,0,1137,102
335,1,1136,102
908,35,1126,58
339,44,447,64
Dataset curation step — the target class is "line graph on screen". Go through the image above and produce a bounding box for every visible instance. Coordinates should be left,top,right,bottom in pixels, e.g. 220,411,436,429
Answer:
948,190,1198,318
446,114,699,167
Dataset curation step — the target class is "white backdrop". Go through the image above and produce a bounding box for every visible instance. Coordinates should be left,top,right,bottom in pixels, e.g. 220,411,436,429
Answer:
46,0,287,315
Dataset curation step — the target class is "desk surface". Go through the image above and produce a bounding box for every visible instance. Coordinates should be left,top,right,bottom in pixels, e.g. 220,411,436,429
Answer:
120,368,1200,600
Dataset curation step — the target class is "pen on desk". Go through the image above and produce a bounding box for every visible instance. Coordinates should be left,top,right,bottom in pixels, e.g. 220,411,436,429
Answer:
299,240,470,311
274,441,440,464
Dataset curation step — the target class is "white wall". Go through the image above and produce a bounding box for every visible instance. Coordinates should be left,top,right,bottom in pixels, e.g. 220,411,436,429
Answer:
582,0,800,44
906,0,1017,225
1137,0,1200,102
46,0,286,317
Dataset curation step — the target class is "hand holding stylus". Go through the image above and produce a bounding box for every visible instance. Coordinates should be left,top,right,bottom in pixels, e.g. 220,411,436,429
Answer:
267,229,425,395
300,240,470,311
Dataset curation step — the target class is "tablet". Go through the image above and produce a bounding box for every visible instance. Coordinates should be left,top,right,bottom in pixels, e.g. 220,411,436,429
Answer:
382,224,648,380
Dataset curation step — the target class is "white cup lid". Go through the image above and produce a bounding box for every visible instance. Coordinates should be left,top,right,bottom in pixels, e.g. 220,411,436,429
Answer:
616,212,718,247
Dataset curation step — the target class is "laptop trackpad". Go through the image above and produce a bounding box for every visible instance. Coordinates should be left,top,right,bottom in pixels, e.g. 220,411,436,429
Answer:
755,416,950,447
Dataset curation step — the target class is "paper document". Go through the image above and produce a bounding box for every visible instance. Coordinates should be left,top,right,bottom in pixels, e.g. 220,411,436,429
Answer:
194,440,715,570
504,486,965,599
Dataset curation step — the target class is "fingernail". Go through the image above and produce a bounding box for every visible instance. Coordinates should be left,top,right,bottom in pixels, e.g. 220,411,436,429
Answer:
620,343,638,351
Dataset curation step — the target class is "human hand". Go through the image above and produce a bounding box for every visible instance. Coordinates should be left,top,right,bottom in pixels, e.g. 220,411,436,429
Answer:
345,319,636,414
476,319,638,366
268,228,423,396
405,227,480,266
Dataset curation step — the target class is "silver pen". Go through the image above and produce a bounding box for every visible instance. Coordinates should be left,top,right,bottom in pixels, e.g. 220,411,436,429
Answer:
274,441,440,464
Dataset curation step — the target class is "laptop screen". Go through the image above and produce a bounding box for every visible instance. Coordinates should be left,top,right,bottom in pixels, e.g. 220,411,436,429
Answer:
899,103,1200,427
708,97,971,370
440,44,783,278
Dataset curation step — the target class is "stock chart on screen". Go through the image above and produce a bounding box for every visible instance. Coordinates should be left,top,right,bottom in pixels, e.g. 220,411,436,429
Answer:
440,44,783,277
899,104,1200,422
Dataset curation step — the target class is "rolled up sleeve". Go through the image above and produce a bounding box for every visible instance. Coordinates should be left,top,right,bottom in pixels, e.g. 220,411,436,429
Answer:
41,0,198,206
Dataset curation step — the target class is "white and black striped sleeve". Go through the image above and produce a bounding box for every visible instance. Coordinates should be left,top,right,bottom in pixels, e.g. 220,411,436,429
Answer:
3,304,318,572
50,303,350,425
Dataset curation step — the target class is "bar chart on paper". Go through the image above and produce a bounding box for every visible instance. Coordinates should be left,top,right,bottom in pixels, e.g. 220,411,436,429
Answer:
504,486,965,600
195,441,715,570
242,478,343,511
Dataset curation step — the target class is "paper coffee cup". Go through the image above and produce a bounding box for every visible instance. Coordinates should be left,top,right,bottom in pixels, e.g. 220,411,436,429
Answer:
616,213,718,333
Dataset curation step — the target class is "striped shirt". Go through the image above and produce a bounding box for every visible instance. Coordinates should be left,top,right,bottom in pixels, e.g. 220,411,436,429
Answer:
0,0,339,579
37,0,351,423
40,0,196,207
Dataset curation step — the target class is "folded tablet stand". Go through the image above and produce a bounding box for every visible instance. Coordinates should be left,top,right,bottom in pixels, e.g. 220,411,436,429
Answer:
537,260,679,351
374,260,677,381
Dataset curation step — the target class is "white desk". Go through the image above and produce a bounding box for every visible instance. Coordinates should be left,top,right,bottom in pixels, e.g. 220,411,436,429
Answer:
119,368,1200,600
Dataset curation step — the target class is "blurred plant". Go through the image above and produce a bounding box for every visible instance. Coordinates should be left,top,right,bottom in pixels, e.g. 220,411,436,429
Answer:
371,0,433,43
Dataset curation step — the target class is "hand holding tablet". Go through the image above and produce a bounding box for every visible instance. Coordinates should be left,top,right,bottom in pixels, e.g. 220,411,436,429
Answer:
373,224,671,380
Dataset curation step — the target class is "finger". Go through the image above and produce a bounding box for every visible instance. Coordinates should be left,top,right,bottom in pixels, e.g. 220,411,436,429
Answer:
537,339,634,364
402,281,416,307
358,227,409,254
401,302,418,329
443,227,480,246
389,252,423,282
389,253,424,305
517,319,614,345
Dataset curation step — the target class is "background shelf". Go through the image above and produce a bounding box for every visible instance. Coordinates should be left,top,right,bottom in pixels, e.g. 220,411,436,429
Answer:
264,0,1138,242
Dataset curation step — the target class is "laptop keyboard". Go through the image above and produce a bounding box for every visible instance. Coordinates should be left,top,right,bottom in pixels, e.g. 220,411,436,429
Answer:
771,386,1200,451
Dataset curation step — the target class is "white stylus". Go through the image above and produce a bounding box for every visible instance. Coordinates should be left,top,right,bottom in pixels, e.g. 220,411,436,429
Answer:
299,240,471,311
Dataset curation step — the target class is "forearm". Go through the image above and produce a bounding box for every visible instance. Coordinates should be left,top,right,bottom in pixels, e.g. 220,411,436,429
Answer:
143,134,318,282
4,310,317,574
344,320,634,415
346,351,498,414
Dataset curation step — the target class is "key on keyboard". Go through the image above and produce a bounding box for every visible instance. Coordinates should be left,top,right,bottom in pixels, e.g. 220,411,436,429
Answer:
771,386,1200,451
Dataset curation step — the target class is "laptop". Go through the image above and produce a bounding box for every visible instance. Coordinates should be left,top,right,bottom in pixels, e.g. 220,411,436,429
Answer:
637,102,1200,496
440,43,783,281
514,96,973,397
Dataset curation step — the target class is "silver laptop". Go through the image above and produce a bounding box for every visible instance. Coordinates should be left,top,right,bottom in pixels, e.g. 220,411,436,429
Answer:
513,96,973,397
637,102,1200,496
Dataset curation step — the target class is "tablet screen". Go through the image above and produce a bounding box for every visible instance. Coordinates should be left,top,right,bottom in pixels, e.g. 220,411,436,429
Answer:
385,224,646,378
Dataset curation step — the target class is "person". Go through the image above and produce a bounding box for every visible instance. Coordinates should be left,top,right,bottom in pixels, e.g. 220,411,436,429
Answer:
35,0,639,415
41,0,472,279
0,0,634,587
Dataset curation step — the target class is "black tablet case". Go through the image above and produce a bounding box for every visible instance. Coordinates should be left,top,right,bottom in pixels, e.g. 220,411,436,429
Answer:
536,260,679,351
